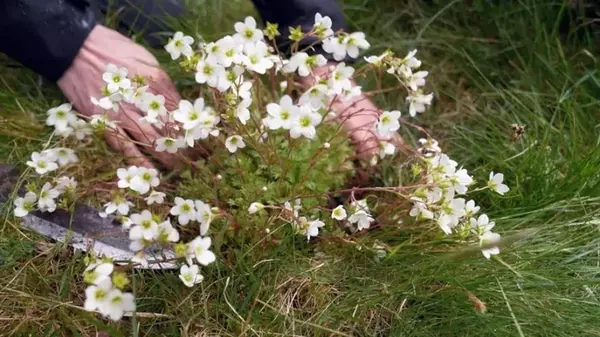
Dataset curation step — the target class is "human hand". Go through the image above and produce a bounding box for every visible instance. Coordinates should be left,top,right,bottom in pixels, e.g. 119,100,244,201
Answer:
57,25,181,169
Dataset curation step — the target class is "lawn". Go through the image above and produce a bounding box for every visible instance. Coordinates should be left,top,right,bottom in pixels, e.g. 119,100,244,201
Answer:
1,0,600,336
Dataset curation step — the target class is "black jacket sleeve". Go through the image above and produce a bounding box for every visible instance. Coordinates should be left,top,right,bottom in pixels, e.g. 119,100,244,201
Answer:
0,0,97,82
251,0,348,59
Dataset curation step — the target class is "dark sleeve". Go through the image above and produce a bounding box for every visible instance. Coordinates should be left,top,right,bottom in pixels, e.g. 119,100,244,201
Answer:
250,0,348,58
0,0,97,82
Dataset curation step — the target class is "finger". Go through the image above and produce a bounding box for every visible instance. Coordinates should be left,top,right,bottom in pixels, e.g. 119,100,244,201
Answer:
103,126,155,169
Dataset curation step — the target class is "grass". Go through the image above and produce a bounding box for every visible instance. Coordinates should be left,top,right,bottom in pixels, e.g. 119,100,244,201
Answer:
2,0,600,335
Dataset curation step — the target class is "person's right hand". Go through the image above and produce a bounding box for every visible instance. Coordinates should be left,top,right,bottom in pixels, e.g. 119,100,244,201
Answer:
57,25,181,169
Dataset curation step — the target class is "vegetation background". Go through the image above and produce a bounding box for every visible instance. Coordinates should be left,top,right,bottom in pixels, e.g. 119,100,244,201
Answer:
1,0,600,335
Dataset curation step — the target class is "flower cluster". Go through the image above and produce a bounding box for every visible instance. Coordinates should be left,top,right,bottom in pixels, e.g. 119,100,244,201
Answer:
83,258,135,321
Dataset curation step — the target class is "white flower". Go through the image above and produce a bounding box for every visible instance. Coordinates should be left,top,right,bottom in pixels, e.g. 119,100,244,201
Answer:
234,98,252,125
140,94,167,124
179,264,204,287
403,49,422,69
225,135,246,153
213,35,244,67
344,32,370,58
216,65,244,92
450,168,473,195
165,31,194,60
26,151,58,175
84,278,112,313
313,13,334,38
174,98,215,131
234,16,264,45
129,210,159,241
464,200,480,218
102,64,131,94
331,205,347,220
488,172,509,195
242,41,273,74
145,191,166,205
232,81,253,101
55,176,77,193
170,197,196,225
84,262,114,285
13,192,37,217
71,119,92,140
90,114,117,129
300,219,325,241
195,200,213,235
100,197,133,218
121,216,133,230
470,214,495,235
129,167,160,195
248,202,264,214
378,141,396,159
375,110,401,137
46,103,77,131
189,236,216,266
284,199,302,218
195,58,225,88
406,91,433,117
283,52,327,77
91,95,120,112
264,95,299,130
157,220,180,243
46,147,78,167
289,105,322,139
409,200,434,220
299,84,329,110
405,70,428,91
323,32,370,61
103,289,136,321
348,210,374,230
328,62,354,95
480,231,501,259
117,166,139,189
155,137,185,153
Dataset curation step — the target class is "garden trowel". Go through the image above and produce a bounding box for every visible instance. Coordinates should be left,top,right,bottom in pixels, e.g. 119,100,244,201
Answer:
0,164,175,269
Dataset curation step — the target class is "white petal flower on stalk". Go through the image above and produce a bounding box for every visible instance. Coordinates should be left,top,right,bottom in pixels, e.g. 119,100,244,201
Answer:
488,172,510,195
344,32,370,58
91,95,120,112
102,64,131,94
46,147,78,167
299,219,325,241
194,200,213,236
145,191,166,205
289,105,322,139
225,135,246,153
322,36,347,61
323,32,369,60
189,236,216,266
283,52,327,77
140,94,167,124
13,192,37,217
299,84,329,110
242,41,274,74
90,114,118,129
464,200,481,218
406,91,433,117
450,168,473,195
378,141,396,159
165,31,194,60
100,197,133,218
174,98,214,131
480,231,501,259
84,278,112,313
403,49,422,69
375,110,401,137
470,214,495,235
46,103,77,131
179,264,204,287
170,197,196,225
55,176,77,193
405,70,428,91
155,137,185,153
26,151,58,175
234,98,252,125
328,62,354,95
156,220,180,243
348,210,374,231
129,167,160,195
195,58,225,88
103,289,136,321
84,262,114,285
129,210,159,241
264,95,299,130
409,200,434,220
232,81,253,101
313,13,334,38
216,65,244,92
331,205,347,220
214,35,244,67
234,16,264,45
117,166,140,189
248,202,264,214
